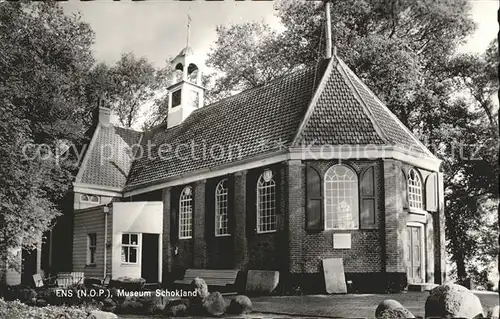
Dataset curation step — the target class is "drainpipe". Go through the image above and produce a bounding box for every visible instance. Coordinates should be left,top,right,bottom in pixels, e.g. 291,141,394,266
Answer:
103,206,109,278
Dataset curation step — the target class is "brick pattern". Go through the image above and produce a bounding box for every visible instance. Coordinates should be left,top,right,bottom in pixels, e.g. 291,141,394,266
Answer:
383,159,407,273
246,166,285,271
290,160,383,274
233,171,248,270
193,180,207,268
170,186,194,272
287,160,305,273
162,188,172,277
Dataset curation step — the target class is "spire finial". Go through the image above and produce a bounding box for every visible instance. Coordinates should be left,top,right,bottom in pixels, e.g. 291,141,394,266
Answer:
324,0,333,59
186,12,192,48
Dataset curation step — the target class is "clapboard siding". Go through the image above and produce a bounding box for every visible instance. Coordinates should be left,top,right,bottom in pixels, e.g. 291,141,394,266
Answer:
106,211,112,277
73,206,109,279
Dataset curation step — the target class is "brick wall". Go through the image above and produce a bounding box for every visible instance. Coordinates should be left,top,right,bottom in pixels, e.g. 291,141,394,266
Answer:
291,160,383,274
245,164,286,271
193,180,207,268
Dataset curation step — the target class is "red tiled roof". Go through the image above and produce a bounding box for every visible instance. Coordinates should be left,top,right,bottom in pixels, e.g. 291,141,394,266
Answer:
77,56,434,192
125,61,329,189
78,125,142,188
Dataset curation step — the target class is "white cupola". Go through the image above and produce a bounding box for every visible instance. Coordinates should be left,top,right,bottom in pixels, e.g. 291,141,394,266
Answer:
166,25,205,129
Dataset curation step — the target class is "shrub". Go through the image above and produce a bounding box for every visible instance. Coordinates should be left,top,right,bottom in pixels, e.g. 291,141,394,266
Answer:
0,298,94,319
227,295,252,315
202,292,227,316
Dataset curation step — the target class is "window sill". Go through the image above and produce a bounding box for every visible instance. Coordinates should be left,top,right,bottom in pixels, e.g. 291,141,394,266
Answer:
408,208,427,215
256,230,277,235
85,264,96,268
324,228,359,232
178,236,192,240
215,234,231,238
120,263,139,266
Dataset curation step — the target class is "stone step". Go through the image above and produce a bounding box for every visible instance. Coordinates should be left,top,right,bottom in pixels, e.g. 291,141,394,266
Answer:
408,283,438,292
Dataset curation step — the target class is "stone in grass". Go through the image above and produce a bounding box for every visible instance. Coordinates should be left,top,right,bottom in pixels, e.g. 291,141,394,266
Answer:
375,300,405,317
227,295,252,315
35,298,48,307
101,298,117,313
117,298,144,314
377,307,416,319
487,306,499,319
190,277,209,303
165,299,191,317
425,283,484,319
88,310,119,319
202,291,228,317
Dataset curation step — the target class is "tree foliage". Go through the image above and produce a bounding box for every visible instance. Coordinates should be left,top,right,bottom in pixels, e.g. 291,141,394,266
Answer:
84,53,171,129
0,1,94,272
205,0,498,283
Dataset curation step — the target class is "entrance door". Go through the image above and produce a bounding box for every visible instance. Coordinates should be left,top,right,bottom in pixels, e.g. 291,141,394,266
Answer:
406,226,423,283
141,234,159,283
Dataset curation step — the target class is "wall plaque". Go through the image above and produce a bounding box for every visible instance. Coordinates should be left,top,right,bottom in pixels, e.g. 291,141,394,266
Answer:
333,233,351,249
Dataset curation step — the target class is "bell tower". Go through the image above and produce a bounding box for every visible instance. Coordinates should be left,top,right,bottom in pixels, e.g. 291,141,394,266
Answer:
167,15,205,128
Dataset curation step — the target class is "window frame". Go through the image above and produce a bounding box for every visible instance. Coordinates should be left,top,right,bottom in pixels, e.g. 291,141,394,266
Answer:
215,179,230,237
121,233,140,265
407,168,424,213
323,164,360,230
256,169,277,234
179,186,193,239
87,233,97,266
81,194,100,204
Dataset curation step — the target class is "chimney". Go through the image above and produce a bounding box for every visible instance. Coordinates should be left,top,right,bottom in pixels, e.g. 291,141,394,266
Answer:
324,0,333,59
97,95,111,126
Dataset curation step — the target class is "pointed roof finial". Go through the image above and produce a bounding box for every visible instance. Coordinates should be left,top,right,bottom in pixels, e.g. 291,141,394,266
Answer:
186,12,192,48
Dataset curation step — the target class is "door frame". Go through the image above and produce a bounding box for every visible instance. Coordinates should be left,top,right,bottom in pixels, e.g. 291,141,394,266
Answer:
140,233,162,284
406,222,426,283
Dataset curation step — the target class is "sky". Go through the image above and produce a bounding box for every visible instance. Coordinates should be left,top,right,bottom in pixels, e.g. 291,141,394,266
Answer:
62,0,499,69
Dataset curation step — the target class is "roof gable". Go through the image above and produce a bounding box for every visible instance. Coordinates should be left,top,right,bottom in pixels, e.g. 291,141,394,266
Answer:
76,125,142,189
295,57,434,157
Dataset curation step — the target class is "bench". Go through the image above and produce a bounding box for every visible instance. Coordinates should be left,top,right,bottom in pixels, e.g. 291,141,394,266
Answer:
174,269,240,291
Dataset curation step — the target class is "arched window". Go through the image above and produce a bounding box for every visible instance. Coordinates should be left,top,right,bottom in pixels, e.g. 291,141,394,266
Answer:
257,169,276,233
408,168,423,210
179,186,193,239
324,165,359,229
215,179,229,236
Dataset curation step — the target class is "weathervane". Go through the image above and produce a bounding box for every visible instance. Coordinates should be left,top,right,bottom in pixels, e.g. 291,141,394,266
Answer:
186,12,192,48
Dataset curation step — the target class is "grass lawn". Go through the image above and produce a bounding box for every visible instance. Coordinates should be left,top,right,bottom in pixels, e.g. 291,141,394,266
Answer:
117,291,498,318
251,291,499,318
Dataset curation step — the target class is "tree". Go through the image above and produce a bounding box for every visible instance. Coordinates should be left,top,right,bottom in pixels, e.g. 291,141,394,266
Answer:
0,1,94,274
84,53,170,129
205,0,498,284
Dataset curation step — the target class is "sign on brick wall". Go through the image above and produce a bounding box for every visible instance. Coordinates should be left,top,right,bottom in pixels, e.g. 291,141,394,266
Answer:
333,233,351,249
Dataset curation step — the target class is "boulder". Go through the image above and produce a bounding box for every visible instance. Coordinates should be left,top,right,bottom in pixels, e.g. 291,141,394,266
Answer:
102,298,117,313
246,270,280,294
190,277,209,303
165,299,190,317
117,298,144,314
425,283,484,319
88,310,118,319
202,291,227,316
377,307,416,319
35,298,48,307
375,299,405,317
487,306,499,319
227,295,252,315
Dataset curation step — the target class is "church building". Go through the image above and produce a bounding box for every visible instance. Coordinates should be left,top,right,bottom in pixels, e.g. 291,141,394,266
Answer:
69,16,446,292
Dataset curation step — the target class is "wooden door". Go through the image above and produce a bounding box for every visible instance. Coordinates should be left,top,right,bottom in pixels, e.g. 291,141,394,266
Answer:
406,226,423,283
